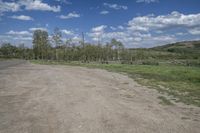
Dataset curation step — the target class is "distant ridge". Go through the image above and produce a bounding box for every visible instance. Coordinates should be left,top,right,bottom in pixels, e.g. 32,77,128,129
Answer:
151,40,200,54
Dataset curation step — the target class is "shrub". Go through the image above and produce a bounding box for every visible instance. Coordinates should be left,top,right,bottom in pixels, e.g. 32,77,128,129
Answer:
142,60,159,66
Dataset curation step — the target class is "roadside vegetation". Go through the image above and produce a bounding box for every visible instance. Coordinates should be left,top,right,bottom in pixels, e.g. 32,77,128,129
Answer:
158,96,174,105
1,28,200,106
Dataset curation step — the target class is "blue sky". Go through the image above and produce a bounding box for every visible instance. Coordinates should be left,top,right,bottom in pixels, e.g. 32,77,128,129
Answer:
0,0,200,48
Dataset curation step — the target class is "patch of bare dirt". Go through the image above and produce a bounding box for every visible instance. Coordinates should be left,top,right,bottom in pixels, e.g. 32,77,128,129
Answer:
0,62,199,133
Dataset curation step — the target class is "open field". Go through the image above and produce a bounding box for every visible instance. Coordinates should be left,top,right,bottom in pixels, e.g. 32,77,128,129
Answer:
0,60,200,133
32,60,200,107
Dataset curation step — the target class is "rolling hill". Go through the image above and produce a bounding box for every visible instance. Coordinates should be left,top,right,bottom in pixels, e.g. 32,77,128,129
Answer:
152,40,200,54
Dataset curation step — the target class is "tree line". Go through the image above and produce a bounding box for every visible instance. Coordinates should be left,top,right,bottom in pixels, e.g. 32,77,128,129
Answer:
1,28,194,64
0,28,137,63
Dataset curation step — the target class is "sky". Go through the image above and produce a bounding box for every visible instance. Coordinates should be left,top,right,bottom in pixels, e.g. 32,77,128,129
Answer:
0,0,200,48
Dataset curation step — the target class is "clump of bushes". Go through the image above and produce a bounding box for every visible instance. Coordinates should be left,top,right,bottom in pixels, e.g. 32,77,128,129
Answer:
142,60,159,66
120,60,133,64
185,60,200,67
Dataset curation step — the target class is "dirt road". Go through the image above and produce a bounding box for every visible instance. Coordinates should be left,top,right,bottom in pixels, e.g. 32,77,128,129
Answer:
0,61,199,133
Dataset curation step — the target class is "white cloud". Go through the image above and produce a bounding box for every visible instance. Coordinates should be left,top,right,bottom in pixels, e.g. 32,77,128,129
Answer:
91,25,107,32
87,21,177,47
102,31,128,41
0,34,32,47
136,0,159,3
54,0,72,5
88,25,107,41
0,0,21,13
110,26,117,30
127,11,200,33
0,35,12,42
89,25,143,45
103,3,127,10
99,31,176,48
13,36,32,41
110,25,124,31
6,30,32,36
0,0,61,15
118,25,124,30
61,29,74,35
29,27,47,31
188,27,200,35
72,36,81,42
3,30,33,46
59,12,80,19
20,0,61,12
100,10,109,15
176,32,187,36
61,36,81,44
10,15,33,21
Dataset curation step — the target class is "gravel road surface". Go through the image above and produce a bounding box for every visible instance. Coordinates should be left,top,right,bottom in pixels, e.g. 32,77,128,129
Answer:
0,60,199,133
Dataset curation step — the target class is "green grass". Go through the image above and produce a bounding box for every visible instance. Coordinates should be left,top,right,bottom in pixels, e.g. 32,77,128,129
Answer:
158,96,174,105
31,60,200,107
0,58,14,61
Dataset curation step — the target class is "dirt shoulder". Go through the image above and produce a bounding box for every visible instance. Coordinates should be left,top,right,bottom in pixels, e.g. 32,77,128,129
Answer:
0,62,199,133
